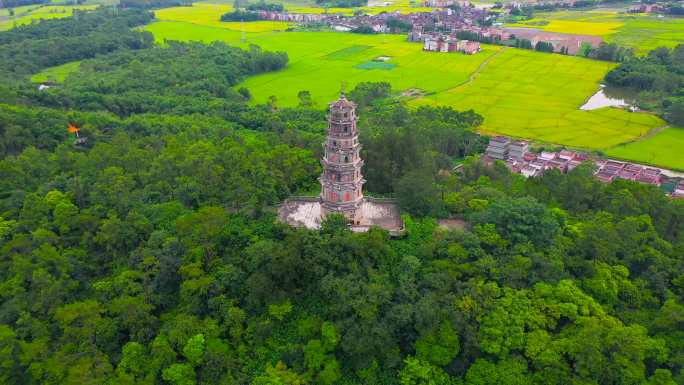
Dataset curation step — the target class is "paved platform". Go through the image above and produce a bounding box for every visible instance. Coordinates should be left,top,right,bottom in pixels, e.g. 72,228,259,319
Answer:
278,197,403,235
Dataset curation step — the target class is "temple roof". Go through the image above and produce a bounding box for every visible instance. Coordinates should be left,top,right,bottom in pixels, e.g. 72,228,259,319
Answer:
329,93,356,109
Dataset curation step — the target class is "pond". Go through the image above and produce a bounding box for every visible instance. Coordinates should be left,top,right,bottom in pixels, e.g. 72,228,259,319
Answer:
580,85,637,110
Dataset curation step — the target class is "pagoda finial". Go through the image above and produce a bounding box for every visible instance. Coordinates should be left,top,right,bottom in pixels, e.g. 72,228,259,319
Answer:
340,81,347,98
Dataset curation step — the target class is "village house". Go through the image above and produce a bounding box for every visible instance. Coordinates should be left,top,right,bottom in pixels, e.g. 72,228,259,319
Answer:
485,136,510,160
508,140,529,160
422,34,480,54
483,135,674,191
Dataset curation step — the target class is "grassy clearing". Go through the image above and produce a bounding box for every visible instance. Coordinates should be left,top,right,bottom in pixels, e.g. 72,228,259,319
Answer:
31,61,82,83
505,10,684,53
0,4,98,31
145,19,665,153
605,127,684,171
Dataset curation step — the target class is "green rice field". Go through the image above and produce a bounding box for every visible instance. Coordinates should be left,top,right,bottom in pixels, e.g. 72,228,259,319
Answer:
606,127,684,171
145,18,664,150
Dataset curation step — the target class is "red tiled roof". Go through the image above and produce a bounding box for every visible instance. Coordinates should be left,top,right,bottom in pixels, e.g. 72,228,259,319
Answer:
596,172,615,183
636,174,661,185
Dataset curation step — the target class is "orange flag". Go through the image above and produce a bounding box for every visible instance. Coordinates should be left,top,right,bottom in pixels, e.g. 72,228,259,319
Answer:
67,123,80,133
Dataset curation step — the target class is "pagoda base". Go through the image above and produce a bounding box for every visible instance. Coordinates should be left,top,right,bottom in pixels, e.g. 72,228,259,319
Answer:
278,197,404,236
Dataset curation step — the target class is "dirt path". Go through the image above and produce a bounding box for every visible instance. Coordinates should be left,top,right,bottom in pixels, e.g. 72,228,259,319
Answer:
605,123,668,150
437,47,509,94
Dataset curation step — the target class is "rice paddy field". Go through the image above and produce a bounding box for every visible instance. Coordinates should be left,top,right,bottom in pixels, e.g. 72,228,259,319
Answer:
606,128,684,171
144,13,666,152
233,0,436,14
411,49,663,148
506,10,684,53
0,4,98,31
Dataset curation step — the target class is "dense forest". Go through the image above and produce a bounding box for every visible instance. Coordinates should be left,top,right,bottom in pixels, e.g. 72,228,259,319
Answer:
0,6,684,385
0,8,154,77
605,44,684,126
28,41,288,116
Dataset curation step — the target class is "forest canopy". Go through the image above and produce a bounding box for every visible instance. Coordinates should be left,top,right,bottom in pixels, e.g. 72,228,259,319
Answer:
0,8,154,76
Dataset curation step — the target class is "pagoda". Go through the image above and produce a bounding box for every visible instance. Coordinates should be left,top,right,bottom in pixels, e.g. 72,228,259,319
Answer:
278,92,403,234
319,93,365,224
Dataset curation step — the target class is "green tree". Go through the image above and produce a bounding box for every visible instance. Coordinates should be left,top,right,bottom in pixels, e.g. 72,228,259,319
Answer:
415,320,460,366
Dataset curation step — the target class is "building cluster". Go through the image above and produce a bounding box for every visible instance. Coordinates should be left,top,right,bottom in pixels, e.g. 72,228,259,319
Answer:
504,27,603,55
486,136,587,177
422,0,470,7
255,11,331,22
423,35,481,54
257,6,493,35
628,3,662,13
406,9,496,39
483,136,683,197
594,160,663,186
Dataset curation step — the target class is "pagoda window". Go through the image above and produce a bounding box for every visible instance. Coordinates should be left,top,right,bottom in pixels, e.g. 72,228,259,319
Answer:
344,192,351,201
344,156,349,163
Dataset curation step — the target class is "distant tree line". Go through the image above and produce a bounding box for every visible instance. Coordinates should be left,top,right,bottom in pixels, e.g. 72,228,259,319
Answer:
119,0,195,9
580,41,634,62
315,0,366,7
455,30,501,45
605,44,684,125
664,3,684,15
386,17,412,32
220,9,260,21
246,0,284,12
534,40,554,52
